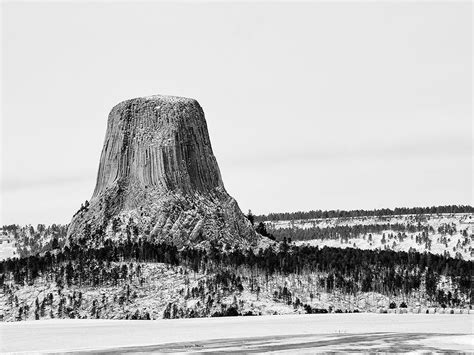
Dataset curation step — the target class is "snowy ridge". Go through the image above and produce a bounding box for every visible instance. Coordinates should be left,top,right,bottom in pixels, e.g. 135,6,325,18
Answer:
265,213,473,260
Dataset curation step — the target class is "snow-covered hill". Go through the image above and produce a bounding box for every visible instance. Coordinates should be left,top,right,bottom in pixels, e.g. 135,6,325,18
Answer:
265,213,473,260
2,260,470,323
0,225,67,261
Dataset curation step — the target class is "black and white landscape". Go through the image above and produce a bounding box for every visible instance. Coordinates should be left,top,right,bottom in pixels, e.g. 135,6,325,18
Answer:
1,1,472,353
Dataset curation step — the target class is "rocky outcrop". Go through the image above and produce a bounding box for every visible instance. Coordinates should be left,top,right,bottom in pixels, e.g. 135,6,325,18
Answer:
68,95,257,247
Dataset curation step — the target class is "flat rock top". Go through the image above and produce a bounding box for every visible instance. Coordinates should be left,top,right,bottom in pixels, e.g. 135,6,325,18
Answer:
141,94,197,103
111,94,198,110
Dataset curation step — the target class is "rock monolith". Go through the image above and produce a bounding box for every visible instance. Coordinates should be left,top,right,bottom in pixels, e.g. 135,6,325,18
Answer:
67,95,257,247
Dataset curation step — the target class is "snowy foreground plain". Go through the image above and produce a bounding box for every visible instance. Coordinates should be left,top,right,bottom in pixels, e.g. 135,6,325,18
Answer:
1,314,473,353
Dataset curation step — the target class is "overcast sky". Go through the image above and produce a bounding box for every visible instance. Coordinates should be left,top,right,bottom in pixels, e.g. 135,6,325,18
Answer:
1,1,472,225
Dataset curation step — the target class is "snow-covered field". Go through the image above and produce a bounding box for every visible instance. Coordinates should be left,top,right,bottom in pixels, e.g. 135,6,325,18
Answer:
267,213,474,260
1,314,472,353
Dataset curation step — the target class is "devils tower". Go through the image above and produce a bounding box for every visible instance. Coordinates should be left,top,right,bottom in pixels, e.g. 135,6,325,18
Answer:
68,95,257,247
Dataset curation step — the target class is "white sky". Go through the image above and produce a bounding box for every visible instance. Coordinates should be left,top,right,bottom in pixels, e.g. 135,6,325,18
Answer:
1,1,472,225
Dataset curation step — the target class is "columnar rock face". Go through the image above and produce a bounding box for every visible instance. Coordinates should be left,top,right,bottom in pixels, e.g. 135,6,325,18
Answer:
68,95,257,247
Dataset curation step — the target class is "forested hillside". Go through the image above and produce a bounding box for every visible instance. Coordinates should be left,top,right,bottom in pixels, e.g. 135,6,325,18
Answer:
1,236,472,321
262,213,473,260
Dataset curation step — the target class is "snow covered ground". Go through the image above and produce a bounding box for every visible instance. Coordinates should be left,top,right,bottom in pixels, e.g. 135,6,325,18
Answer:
1,314,472,353
0,239,16,260
267,213,473,260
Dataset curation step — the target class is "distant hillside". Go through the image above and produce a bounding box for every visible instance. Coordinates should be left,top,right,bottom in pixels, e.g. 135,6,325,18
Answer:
262,213,473,261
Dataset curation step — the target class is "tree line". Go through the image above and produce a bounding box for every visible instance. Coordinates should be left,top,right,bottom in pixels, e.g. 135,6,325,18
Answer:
256,205,474,222
267,223,435,242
